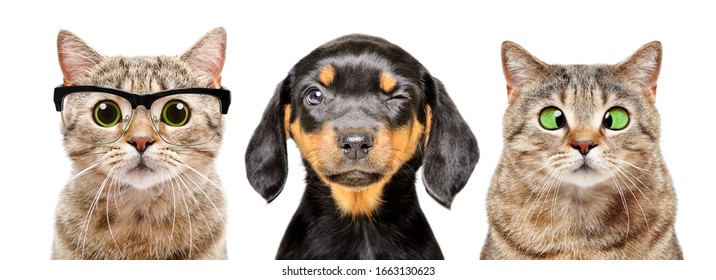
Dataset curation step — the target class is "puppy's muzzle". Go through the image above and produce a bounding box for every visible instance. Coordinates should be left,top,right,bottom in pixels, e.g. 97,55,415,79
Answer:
338,132,374,160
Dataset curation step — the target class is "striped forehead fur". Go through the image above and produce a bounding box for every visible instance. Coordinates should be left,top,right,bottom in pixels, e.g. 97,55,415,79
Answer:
75,56,213,93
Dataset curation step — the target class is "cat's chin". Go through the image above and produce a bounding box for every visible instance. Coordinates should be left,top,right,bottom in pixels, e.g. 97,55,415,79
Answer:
559,171,612,188
120,168,174,190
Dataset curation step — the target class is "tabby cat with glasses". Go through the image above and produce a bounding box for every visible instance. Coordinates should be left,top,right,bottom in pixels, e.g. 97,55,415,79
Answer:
52,28,230,260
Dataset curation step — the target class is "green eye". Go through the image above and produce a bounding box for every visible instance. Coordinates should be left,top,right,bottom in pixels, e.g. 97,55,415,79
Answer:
93,100,121,127
539,107,566,130
604,107,629,130
162,100,190,127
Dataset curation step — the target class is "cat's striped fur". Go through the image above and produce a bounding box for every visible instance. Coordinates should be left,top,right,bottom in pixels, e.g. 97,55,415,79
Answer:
480,41,682,260
52,28,228,259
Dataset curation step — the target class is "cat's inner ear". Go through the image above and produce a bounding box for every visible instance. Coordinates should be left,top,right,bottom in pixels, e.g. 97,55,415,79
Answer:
615,41,662,102
181,27,227,88
501,41,548,103
57,30,102,86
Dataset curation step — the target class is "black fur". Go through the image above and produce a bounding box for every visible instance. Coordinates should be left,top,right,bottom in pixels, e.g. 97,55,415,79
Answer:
245,34,479,259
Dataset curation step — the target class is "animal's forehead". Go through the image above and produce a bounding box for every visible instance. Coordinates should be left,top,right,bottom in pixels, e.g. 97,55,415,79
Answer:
298,53,396,84
318,53,392,71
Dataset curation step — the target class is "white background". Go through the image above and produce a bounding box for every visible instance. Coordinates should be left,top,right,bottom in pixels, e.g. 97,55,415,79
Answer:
0,0,713,279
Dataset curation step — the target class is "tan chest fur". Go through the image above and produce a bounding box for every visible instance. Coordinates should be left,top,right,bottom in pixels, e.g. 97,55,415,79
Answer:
481,157,681,260
52,173,226,260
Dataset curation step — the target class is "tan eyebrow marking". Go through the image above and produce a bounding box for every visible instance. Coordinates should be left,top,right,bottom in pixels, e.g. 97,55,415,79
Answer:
379,71,397,93
318,64,336,86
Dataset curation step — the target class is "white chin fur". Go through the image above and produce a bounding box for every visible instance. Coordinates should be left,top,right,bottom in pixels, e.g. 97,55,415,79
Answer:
559,171,612,188
119,169,171,190
113,146,179,190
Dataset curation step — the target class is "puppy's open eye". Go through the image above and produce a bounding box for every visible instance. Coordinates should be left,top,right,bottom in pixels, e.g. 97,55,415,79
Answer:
306,88,325,105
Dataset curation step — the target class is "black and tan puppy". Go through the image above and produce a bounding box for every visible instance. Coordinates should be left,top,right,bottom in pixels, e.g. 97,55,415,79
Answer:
245,34,479,260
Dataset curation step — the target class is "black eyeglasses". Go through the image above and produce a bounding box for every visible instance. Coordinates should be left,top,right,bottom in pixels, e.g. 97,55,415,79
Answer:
54,85,231,146
54,85,231,113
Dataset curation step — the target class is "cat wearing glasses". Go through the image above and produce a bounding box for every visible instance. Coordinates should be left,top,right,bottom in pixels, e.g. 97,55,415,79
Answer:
52,28,230,259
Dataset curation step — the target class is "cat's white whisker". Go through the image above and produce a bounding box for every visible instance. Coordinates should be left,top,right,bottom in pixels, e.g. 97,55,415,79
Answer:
170,159,226,225
167,173,178,242
609,174,631,238
523,167,558,226
174,174,194,259
512,161,556,226
611,159,656,196
549,170,565,238
174,152,213,159
63,159,105,186
613,158,651,174
80,161,119,259
507,160,553,184
608,161,657,211
608,162,653,233
606,177,624,235
173,168,216,240
104,168,124,258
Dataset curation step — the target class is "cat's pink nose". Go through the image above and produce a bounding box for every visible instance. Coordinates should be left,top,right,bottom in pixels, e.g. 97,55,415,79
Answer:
572,140,596,155
130,136,154,153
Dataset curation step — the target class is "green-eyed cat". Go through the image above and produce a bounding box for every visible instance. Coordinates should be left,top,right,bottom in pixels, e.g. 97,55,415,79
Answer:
480,41,682,259
52,28,230,259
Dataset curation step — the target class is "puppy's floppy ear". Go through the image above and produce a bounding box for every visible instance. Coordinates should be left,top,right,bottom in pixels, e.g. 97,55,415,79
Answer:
421,72,479,208
245,73,293,202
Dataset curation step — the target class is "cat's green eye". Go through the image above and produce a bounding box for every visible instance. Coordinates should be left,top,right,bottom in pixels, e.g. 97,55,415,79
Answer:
539,107,566,130
93,100,121,127
162,100,190,127
604,107,629,130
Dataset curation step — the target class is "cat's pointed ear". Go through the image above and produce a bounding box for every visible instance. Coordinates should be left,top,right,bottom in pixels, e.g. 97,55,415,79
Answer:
245,73,293,203
57,30,102,85
421,72,479,209
181,27,227,87
501,41,549,103
615,41,662,102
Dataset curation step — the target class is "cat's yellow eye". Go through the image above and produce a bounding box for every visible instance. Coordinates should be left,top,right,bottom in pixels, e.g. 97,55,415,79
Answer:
162,100,190,127
539,107,565,130
93,100,121,127
604,107,629,130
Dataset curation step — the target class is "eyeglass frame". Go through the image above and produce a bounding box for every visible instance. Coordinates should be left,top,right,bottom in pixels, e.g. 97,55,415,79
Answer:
53,85,231,146
53,85,231,114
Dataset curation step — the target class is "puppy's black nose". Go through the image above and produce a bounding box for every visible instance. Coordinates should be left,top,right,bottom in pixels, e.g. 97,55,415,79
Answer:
339,133,373,160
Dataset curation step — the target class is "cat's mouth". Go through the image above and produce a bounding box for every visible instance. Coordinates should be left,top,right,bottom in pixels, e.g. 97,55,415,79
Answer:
559,159,612,188
574,163,595,173
128,160,154,174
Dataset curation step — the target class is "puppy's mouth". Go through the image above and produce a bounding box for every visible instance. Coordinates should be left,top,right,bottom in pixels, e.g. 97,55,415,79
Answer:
327,171,381,187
